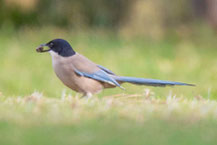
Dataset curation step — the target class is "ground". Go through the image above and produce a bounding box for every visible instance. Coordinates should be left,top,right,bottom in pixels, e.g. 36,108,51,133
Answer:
0,92,217,145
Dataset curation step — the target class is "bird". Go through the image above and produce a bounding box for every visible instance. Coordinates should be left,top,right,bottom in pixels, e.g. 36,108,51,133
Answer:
36,39,194,98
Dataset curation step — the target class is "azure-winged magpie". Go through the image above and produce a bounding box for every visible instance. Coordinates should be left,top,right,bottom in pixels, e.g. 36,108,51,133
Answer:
36,39,194,98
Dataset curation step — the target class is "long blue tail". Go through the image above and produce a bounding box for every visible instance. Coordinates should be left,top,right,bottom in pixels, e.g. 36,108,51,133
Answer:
113,76,195,87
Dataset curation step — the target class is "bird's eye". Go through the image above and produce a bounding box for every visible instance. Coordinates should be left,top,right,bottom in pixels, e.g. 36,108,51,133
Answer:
49,42,54,47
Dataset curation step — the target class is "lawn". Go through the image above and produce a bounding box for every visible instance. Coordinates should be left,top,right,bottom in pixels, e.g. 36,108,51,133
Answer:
0,93,217,145
0,26,217,145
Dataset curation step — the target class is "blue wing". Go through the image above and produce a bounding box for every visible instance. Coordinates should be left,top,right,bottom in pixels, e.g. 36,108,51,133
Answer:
97,65,116,75
74,68,123,89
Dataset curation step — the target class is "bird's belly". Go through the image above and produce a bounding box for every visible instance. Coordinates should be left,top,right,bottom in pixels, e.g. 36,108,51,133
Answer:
53,64,103,94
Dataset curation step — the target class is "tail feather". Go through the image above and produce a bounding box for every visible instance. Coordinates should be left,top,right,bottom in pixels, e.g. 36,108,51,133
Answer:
113,76,195,87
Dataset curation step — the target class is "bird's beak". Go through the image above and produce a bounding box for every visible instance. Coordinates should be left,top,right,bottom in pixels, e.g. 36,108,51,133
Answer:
36,44,51,53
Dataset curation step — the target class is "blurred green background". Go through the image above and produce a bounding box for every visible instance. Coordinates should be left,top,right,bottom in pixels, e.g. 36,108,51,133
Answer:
1,1,217,145
0,0,216,98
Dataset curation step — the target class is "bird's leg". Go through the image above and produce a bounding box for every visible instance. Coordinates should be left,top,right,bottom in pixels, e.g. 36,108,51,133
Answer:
81,92,93,99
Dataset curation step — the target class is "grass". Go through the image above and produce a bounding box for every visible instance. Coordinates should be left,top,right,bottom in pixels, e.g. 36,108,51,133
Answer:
0,92,217,145
0,26,217,144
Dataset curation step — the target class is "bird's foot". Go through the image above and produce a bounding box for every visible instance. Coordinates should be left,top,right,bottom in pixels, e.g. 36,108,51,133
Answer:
81,92,93,99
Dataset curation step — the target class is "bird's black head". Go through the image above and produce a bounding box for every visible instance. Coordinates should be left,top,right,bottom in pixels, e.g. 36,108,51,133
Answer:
36,39,76,57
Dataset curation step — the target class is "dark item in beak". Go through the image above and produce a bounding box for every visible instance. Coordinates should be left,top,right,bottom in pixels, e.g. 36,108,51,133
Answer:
36,44,51,53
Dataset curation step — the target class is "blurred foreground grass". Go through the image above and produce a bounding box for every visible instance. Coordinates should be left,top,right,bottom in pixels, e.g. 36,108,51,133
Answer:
0,26,216,99
0,92,217,145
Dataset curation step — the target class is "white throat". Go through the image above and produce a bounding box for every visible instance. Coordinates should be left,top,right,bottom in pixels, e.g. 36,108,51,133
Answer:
49,50,59,58
49,51,62,67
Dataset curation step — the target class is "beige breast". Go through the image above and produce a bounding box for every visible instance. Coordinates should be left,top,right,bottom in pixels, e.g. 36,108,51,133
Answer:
49,51,104,95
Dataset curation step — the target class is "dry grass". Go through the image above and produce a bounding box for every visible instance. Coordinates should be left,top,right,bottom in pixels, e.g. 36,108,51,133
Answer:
1,91,217,126
1,92,217,145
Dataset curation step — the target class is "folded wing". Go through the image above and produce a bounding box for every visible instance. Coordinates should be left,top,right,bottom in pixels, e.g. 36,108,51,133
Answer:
74,68,124,89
